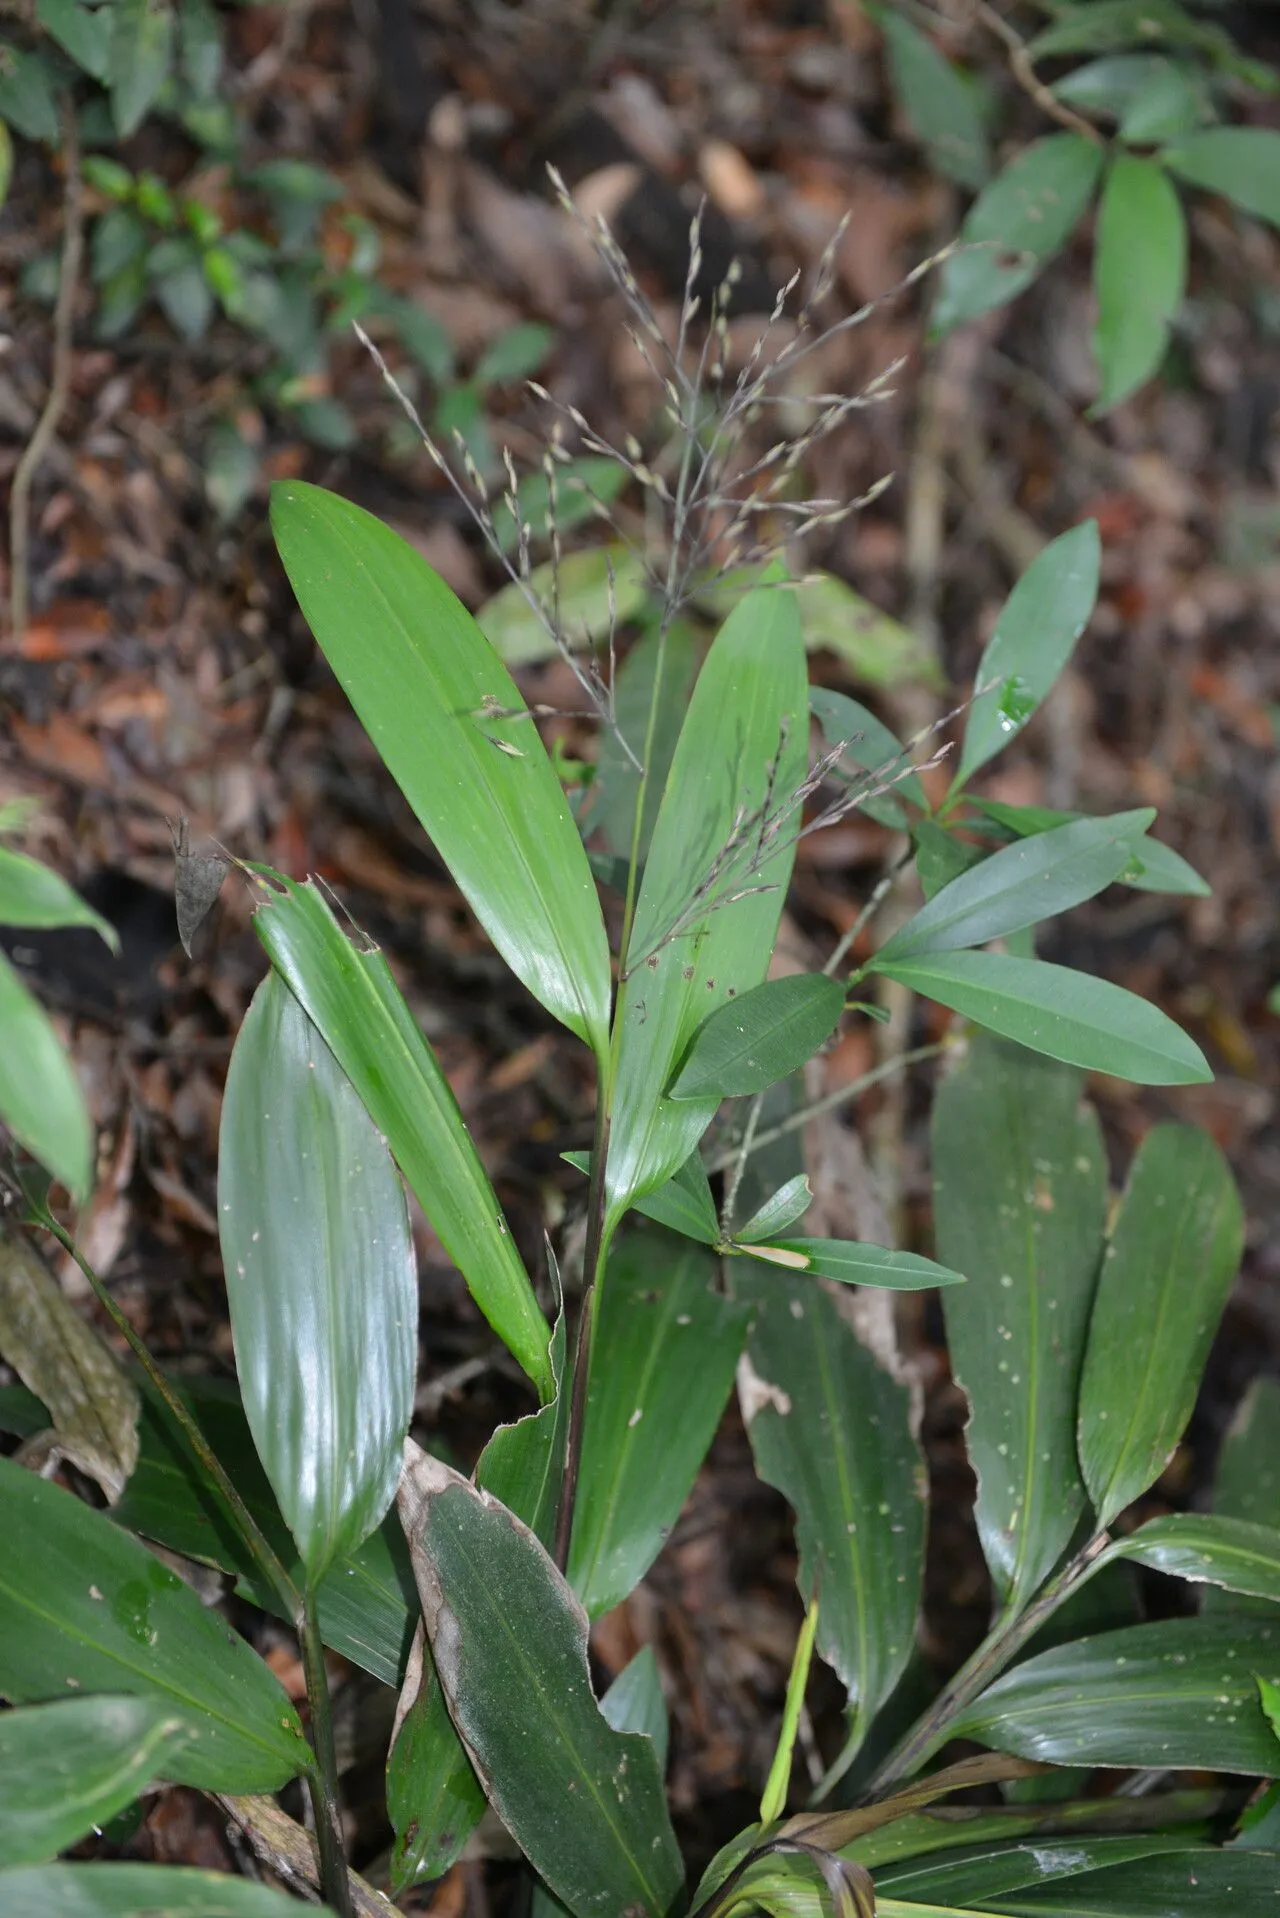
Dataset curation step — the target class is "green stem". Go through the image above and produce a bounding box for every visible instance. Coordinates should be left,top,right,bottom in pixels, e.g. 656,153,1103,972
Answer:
866,1532,1111,1796
552,1095,613,1572
300,1594,355,1918
43,1219,302,1626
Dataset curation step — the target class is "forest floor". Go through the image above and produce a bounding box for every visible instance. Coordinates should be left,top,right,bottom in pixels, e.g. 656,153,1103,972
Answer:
2,0,1280,1902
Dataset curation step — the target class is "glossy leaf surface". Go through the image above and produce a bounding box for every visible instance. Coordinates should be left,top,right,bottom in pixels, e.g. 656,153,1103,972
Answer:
594,621,701,863
953,1614,1280,1775
876,811,1152,965
983,1847,1280,1916
0,1457,307,1792
570,1230,749,1616
670,973,846,1101
270,482,611,1056
0,951,93,1200
742,1272,924,1754
743,1238,965,1289
0,1865,321,1916
932,136,1104,338
606,580,808,1218
933,1036,1106,1608
219,969,416,1583
875,1835,1210,1904
1078,1123,1243,1528
873,950,1211,1084
0,1696,192,1866
1162,127,1280,230
1106,1513,1280,1604
251,874,551,1400
968,802,1210,896
1207,1376,1280,1616
733,1173,813,1245
1093,155,1187,412
957,522,1101,784
398,1449,684,1918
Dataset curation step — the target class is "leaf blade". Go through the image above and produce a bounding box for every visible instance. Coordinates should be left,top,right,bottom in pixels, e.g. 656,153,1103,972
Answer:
1092,154,1187,413
669,973,846,1101
0,1697,192,1866
0,950,94,1200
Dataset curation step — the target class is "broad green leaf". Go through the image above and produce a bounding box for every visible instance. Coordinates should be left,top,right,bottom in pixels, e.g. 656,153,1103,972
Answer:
1092,155,1187,412
1054,53,1173,117
1077,1122,1242,1528
670,973,846,1101
1029,0,1216,60
850,1788,1217,1872
600,1646,669,1768
953,1614,1280,1774
1208,1376,1280,1616
876,811,1152,966
1262,1677,1280,1746
811,686,926,829
0,45,60,142
740,1238,964,1289
914,820,983,899
1118,61,1205,143
872,4,990,190
111,1374,417,1687
108,0,173,137
1162,127,1280,230
35,0,113,79
957,522,1101,784
219,969,416,1585
568,1148,723,1246
398,1449,684,1918
741,1273,924,1761
977,1847,1280,1916
933,1035,1106,1607
476,546,651,666
697,569,938,690
569,1229,749,1616
0,1457,308,1792
0,950,93,1200
0,1864,323,1916
606,579,809,1219
594,620,700,863
872,950,1211,1085
733,1173,813,1245
0,1223,139,1502
931,136,1104,339
250,874,552,1401
0,1696,192,1865
968,801,1210,897
387,1636,486,1895
474,1295,569,1553
875,1835,1210,1905
270,482,611,1058
1105,1513,1280,1605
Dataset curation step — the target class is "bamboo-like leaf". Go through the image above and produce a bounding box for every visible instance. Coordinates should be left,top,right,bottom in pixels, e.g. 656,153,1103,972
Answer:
956,522,1101,785
249,873,552,1400
0,1697,193,1866
968,801,1210,897
219,970,417,1585
1104,1513,1280,1604
0,1457,308,1792
386,1634,487,1896
733,1174,813,1245
595,621,701,863
1207,1376,1280,1617
670,974,847,1101
876,812,1153,965
0,845,117,948
606,580,809,1220
971,1847,1280,1916
270,482,611,1058
397,1446,684,1918
739,1239,965,1289
1078,1123,1243,1529
0,1864,322,1916
0,1223,139,1502
872,951,1211,1085
933,1035,1107,1608
952,1614,1280,1774
569,1229,749,1617
741,1272,925,1759
810,687,926,829
0,950,94,1200
931,136,1105,339
1092,154,1187,413
874,1837,1259,1909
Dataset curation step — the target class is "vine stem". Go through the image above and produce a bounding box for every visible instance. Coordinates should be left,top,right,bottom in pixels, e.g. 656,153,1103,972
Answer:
867,1531,1112,1796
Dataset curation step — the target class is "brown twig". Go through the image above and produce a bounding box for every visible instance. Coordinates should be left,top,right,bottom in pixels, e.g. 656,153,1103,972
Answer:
970,0,1103,142
9,95,84,643
218,1795,396,1917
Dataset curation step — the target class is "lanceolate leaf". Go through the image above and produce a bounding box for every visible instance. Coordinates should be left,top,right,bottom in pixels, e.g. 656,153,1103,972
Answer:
872,3,990,190
270,482,611,1059
398,1447,684,1918
570,1230,749,1616
1078,1123,1243,1529
741,1239,965,1289
387,1636,487,1895
670,973,846,1101
606,579,809,1221
968,802,1210,897
0,1697,193,1866
933,1036,1107,1609
931,136,1105,339
733,1173,813,1244
952,1614,1280,1776
0,845,118,947
250,873,552,1401
0,950,94,1201
810,687,926,829
972,1847,1280,1916
957,522,1101,785
595,621,701,864
0,1864,320,1916
477,546,651,666
1092,155,1187,413
875,811,1153,965
219,969,417,1585
1104,1513,1280,1605
873,950,1211,1085
741,1273,925,1758
874,1834,1213,1906
1207,1376,1280,1617
1162,127,1280,231
0,1457,308,1792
